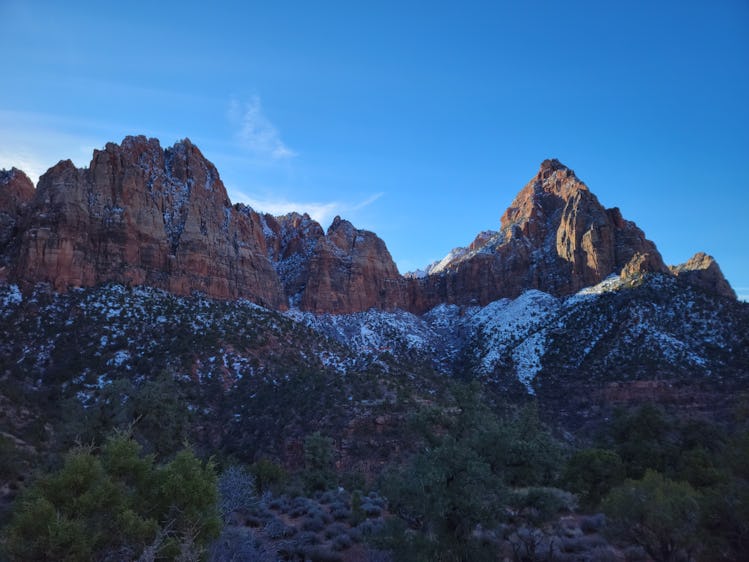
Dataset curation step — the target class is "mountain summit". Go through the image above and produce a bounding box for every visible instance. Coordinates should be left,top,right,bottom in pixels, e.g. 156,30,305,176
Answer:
408,159,671,311
0,138,735,313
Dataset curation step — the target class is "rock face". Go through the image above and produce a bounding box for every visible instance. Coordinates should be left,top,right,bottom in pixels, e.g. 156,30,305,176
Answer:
10,136,285,308
0,168,35,276
671,252,736,299
3,140,736,313
261,211,325,307
261,213,407,312
409,159,670,312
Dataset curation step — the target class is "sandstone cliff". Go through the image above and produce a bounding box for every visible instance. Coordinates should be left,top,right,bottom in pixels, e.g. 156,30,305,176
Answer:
0,168,35,277
671,252,736,299
409,159,671,311
261,213,407,313
3,141,736,314
10,136,285,308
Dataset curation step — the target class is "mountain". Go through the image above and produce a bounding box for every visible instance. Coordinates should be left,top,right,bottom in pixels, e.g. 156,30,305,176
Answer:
407,159,671,311
0,137,736,315
6,137,285,308
1,138,748,533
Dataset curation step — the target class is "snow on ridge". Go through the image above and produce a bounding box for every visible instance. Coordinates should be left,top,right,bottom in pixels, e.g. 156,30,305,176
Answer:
286,289,564,391
468,290,560,380
565,274,625,306
427,246,470,275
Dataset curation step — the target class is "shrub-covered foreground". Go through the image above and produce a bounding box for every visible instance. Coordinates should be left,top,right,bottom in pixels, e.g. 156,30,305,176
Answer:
3,432,219,561
2,388,748,561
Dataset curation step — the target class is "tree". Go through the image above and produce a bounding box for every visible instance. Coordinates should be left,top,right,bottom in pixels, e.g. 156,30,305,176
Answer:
303,431,336,492
2,433,219,561
607,404,679,478
562,448,625,508
603,470,701,562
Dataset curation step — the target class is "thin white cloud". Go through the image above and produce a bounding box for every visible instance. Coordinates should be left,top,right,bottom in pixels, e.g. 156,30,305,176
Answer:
230,190,383,227
229,97,296,160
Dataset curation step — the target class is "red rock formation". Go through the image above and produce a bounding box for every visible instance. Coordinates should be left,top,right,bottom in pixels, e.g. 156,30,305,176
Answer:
5,141,736,313
671,252,736,299
261,212,325,306
307,216,407,313
409,159,670,311
0,168,35,277
11,136,285,308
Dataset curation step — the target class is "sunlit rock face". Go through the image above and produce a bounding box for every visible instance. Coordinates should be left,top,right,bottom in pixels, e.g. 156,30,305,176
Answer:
4,140,736,314
670,252,736,299
408,159,670,313
261,212,408,313
10,136,285,308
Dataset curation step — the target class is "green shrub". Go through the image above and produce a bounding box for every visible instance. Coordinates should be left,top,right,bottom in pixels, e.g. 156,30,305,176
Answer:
603,470,701,562
2,433,219,561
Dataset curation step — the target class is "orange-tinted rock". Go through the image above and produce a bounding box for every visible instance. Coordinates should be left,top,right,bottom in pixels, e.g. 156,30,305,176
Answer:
671,252,736,299
12,136,285,308
0,168,35,276
6,142,736,314
297,216,406,313
410,159,669,311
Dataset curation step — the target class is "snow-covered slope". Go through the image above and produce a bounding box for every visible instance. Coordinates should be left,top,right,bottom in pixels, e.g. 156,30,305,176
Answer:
285,274,748,395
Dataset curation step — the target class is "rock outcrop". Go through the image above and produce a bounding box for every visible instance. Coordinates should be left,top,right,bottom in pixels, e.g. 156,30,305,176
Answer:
261,211,325,307
0,168,35,276
261,213,407,313
671,252,736,299
409,159,671,311
3,140,736,313
10,136,285,308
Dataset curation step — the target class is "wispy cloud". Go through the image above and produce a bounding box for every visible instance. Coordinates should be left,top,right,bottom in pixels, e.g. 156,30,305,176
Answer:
229,97,296,160
230,190,384,227
735,287,749,303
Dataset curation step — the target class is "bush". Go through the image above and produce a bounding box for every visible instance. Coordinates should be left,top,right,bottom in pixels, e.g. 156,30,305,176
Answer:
217,465,257,521
208,527,273,562
579,513,606,534
361,501,382,517
302,514,326,532
250,458,286,493
296,530,322,545
2,433,219,561
563,448,625,508
332,533,352,551
303,432,336,492
603,470,701,562
263,517,296,539
302,545,343,562
324,522,349,539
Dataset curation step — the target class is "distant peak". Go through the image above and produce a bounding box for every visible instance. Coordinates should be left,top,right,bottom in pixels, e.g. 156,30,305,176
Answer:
328,215,355,235
539,158,568,172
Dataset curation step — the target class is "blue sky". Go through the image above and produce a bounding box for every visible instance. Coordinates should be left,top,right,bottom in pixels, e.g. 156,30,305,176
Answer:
1,1,748,299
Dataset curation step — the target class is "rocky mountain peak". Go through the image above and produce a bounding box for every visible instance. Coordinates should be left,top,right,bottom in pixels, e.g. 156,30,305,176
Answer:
9,137,285,307
1,139,736,313
671,252,736,299
410,160,671,311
